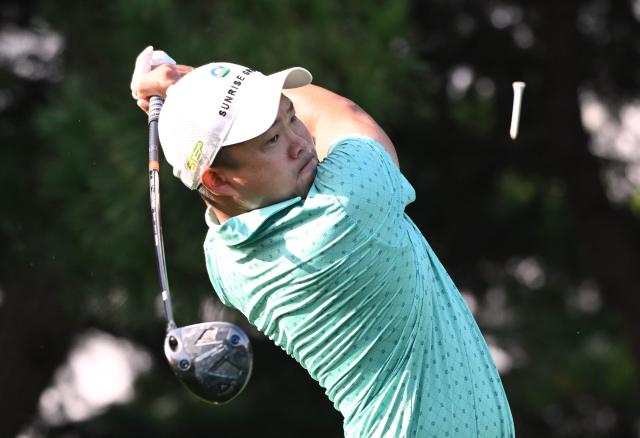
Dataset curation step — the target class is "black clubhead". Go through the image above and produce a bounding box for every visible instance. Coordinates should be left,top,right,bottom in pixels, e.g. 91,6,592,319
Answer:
164,321,253,404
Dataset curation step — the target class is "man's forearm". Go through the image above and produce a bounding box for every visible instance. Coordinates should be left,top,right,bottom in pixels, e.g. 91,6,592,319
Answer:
284,84,399,166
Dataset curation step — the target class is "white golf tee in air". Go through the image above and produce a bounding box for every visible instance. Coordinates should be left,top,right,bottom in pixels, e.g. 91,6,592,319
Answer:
510,81,526,140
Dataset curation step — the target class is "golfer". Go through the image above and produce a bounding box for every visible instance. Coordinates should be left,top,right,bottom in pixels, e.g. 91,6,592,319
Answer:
131,47,515,438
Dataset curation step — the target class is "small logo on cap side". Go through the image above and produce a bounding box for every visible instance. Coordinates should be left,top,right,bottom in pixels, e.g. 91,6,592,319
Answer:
210,66,230,78
186,140,204,170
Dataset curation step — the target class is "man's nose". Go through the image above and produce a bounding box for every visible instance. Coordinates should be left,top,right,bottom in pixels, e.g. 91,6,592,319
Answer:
287,129,305,159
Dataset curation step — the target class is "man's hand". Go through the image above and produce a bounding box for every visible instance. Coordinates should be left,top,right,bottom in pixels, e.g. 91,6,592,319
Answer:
130,46,193,113
134,64,193,112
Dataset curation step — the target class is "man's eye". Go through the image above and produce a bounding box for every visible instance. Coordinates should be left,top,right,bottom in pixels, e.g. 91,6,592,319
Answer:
290,114,298,123
267,134,279,144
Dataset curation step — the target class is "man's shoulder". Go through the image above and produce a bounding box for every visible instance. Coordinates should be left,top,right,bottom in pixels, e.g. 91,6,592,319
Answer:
310,135,415,235
315,135,396,187
325,135,390,160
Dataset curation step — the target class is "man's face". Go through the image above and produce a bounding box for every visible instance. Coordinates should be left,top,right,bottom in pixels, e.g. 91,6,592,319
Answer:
215,94,318,211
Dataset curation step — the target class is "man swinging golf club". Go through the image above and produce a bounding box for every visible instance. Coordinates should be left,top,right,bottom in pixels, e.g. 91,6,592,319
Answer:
131,46,515,437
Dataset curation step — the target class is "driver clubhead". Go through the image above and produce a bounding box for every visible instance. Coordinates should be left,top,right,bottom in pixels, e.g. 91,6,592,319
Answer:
164,321,253,404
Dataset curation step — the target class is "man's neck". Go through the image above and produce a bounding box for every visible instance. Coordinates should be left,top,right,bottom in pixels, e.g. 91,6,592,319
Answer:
205,199,253,224
205,201,231,224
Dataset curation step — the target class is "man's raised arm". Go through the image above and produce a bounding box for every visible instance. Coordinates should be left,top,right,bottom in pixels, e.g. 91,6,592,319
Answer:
284,84,399,167
129,52,399,167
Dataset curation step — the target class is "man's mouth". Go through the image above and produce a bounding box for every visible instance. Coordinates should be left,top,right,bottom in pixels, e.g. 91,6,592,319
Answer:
299,150,317,174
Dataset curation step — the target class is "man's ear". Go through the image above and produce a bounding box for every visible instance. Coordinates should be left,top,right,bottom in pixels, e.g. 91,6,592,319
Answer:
200,167,238,197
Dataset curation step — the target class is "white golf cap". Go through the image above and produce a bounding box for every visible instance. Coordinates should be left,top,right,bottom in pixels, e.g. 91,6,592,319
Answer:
158,62,312,190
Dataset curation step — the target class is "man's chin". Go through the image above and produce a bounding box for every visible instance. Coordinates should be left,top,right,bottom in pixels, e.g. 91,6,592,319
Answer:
298,161,318,198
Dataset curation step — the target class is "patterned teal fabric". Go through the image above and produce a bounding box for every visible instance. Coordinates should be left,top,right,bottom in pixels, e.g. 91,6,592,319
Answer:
204,137,514,437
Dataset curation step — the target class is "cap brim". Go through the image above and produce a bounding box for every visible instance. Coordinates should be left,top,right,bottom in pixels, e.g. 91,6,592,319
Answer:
221,67,312,147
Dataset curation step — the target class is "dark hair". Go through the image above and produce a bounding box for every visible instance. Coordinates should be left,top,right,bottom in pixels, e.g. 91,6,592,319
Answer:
197,184,214,204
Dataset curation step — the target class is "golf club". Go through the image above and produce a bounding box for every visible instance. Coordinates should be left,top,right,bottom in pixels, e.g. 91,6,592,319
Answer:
148,95,253,404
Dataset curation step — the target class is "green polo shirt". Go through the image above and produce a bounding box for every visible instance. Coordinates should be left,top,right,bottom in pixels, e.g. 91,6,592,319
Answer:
204,136,514,437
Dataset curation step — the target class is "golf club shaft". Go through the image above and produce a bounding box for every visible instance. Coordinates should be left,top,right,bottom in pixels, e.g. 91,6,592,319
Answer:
148,96,176,331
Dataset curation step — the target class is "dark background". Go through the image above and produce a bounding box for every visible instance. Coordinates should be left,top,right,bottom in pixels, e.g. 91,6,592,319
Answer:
1,0,639,437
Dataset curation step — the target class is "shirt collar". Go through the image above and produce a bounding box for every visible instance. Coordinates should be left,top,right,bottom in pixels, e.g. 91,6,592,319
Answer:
205,197,301,246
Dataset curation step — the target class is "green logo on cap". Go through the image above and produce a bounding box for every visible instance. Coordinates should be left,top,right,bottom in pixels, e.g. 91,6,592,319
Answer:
210,66,230,78
186,141,204,170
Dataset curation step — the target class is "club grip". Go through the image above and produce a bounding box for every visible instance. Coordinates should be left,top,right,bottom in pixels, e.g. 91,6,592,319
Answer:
148,96,164,165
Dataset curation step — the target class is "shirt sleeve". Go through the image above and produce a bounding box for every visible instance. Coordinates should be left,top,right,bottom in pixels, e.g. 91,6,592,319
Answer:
313,136,416,243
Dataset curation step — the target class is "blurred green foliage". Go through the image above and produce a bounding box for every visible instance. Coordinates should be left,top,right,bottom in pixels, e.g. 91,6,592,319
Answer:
1,0,639,437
